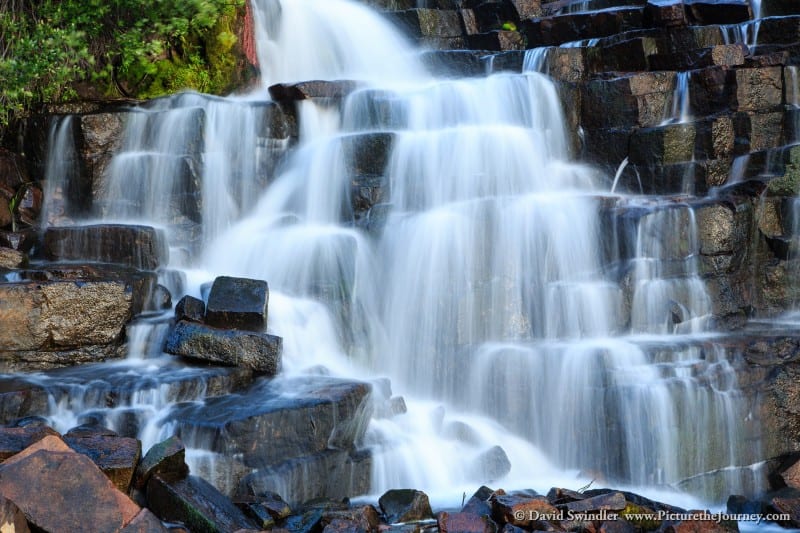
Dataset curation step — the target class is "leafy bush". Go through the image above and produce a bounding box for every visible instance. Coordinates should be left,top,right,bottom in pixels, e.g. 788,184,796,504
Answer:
0,0,246,125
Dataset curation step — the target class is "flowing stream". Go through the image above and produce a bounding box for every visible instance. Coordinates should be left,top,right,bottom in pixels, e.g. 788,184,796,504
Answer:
37,0,769,508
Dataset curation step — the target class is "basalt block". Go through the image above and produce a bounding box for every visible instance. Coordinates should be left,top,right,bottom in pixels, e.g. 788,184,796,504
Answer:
0,425,59,461
735,67,784,113
389,9,465,38
238,449,372,507
0,280,132,352
63,433,142,492
146,474,256,532
379,489,434,524
205,276,269,332
643,0,687,28
761,0,798,17
164,320,282,374
467,31,526,51
629,123,696,166
581,72,675,129
522,7,644,47
167,376,371,467
43,224,168,270
269,81,361,102
684,0,752,25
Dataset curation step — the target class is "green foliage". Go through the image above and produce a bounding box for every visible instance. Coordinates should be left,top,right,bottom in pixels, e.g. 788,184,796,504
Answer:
0,0,246,125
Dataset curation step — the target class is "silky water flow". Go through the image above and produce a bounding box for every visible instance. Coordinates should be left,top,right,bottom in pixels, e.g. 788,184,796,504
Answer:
35,0,766,509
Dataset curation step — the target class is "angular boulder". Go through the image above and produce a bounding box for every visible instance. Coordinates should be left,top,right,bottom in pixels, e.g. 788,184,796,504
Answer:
0,425,59,461
63,432,142,493
205,276,269,332
146,474,256,532
133,435,188,490
164,320,282,374
0,280,132,352
438,511,498,533
0,435,140,532
175,295,205,323
43,224,168,270
379,489,433,523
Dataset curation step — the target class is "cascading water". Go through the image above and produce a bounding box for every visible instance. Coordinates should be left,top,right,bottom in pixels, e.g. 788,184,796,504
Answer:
36,0,766,508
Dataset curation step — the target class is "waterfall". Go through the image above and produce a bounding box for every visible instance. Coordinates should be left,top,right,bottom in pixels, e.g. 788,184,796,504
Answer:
37,0,762,507
662,72,691,125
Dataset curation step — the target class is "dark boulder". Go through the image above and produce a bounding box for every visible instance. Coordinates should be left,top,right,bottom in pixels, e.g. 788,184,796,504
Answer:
133,435,189,490
175,295,205,323
120,508,169,532
205,276,269,332
63,432,141,492
643,0,687,28
379,489,434,524
146,474,257,532
168,377,370,466
164,320,282,374
43,224,168,270
469,445,511,481
684,0,752,25
0,425,59,461
269,81,361,102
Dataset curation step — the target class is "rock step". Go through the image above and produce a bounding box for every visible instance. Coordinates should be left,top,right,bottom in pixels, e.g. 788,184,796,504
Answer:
238,448,372,507
0,361,255,427
167,376,372,468
43,224,169,270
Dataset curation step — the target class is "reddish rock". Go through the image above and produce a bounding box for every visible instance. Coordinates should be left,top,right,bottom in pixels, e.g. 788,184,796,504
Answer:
379,489,433,523
0,436,140,532
491,493,560,528
133,435,188,490
0,247,27,269
438,511,498,533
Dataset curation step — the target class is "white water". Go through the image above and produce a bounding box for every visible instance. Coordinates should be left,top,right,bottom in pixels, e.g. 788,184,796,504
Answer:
662,72,691,125
39,0,764,508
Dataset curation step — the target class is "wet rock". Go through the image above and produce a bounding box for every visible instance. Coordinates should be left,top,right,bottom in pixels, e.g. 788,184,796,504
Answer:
0,435,140,532
490,493,559,528
664,512,739,532
0,247,26,269
175,295,205,323
629,123,696,166
146,474,257,532
761,0,797,17
164,320,282,373
581,72,675,129
63,432,141,492
133,434,195,489
468,31,526,51
323,505,381,532
769,496,800,527
562,491,627,513
379,489,434,523
419,50,487,77
389,9,464,39
438,511,498,533
343,133,395,177
237,500,277,530
781,458,800,490
643,0,687,28
205,276,269,332
469,445,512,481
0,280,132,352
462,486,495,516
236,491,292,526
322,518,366,533
649,44,746,70
684,0,752,25
0,425,59,461
269,81,361,102
0,494,30,533
735,67,784,113
521,8,644,47
15,184,42,227
170,377,371,467
0,379,49,426
0,229,37,253
43,224,169,270
546,487,586,505
120,508,169,532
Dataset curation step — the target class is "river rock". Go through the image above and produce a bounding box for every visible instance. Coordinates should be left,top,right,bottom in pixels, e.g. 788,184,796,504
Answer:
0,435,140,532
146,474,257,532
133,435,188,490
0,280,132,352
168,376,370,466
379,489,434,523
164,320,282,373
562,491,627,513
323,505,381,532
43,224,168,270
63,432,141,492
470,445,512,481
205,276,269,332
462,486,495,515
